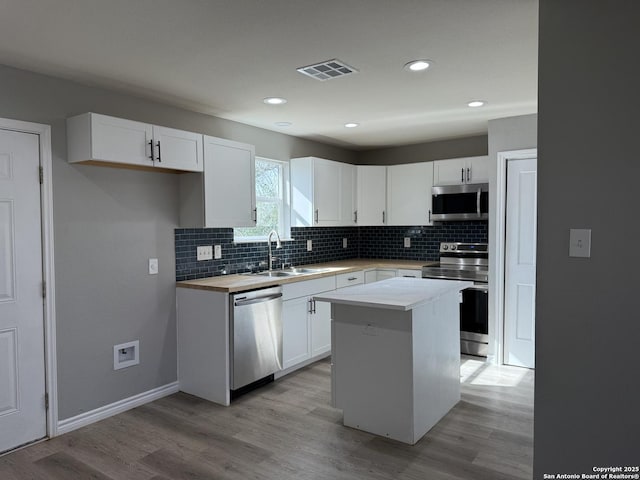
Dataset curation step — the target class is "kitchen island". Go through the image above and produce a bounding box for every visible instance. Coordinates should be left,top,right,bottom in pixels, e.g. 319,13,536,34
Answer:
314,277,472,445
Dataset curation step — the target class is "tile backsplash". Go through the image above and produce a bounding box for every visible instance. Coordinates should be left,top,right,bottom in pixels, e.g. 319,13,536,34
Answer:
175,222,487,281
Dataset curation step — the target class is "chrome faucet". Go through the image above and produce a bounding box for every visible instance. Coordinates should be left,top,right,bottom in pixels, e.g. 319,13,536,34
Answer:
267,229,282,271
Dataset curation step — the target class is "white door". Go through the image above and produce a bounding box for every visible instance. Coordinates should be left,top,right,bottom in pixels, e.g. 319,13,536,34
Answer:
91,113,154,167
310,299,331,356
313,159,341,225
504,157,537,368
386,162,433,226
153,125,203,172
432,158,465,186
356,166,386,226
340,164,356,226
203,136,255,227
0,129,47,453
282,297,311,369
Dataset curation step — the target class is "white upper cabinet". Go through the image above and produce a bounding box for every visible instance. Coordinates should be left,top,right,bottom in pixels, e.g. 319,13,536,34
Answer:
387,162,434,226
67,112,203,172
152,125,203,172
433,155,489,186
291,157,354,226
355,165,386,226
340,163,357,226
179,136,256,228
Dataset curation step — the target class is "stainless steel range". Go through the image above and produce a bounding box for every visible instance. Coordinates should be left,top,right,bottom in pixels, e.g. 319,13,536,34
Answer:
422,243,489,357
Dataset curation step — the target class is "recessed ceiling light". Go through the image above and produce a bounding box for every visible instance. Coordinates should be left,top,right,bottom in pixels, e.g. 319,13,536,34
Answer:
263,97,287,105
468,100,486,107
404,60,432,72
344,123,359,128
275,121,292,127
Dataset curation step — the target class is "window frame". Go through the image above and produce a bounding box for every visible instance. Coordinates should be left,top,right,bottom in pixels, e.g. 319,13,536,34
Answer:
233,157,291,243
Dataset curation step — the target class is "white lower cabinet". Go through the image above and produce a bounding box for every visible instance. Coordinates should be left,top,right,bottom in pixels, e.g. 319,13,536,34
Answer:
280,276,336,373
397,269,421,278
282,296,312,369
365,269,398,284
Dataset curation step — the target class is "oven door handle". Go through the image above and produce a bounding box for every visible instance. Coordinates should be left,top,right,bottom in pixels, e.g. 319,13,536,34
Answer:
476,188,481,217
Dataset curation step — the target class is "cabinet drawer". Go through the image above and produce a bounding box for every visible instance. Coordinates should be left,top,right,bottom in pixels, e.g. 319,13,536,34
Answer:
397,269,421,278
282,275,336,301
336,271,365,289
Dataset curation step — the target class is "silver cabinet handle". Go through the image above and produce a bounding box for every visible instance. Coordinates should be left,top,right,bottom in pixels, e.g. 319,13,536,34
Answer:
382,211,386,224
308,298,313,314
252,208,257,223
314,209,319,223
348,277,358,281
461,168,464,183
477,188,481,217
156,141,161,163
428,209,431,223
148,140,154,162
467,167,470,182
354,210,358,223
313,299,316,314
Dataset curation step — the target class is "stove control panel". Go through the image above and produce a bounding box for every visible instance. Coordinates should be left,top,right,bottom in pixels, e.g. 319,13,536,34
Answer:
439,242,487,254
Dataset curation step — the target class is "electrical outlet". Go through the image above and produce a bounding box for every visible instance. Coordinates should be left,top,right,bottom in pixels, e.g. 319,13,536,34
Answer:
307,239,313,252
343,238,348,248
148,258,158,275
214,245,222,259
404,237,411,248
197,245,213,261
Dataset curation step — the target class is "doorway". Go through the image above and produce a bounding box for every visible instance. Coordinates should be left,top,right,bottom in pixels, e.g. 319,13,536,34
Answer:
0,118,56,453
494,149,537,368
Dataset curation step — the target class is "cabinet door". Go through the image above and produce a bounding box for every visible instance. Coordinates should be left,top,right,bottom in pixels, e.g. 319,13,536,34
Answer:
313,159,342,225
203,136,256,227
91,113,154,167
282,297,311,369
376,269,398,281
364,270,378,284
397,269,421,278
310,299,332,356
340,163,357,225
433,158,465,186
356,165,386,226
467,156,489,184
153,126,203,172
387,162,433,226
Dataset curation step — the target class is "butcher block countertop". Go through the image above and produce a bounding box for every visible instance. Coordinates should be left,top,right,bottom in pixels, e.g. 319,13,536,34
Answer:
176,259,434,293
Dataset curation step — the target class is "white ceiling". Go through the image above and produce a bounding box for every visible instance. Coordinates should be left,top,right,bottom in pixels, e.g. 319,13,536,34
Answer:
0,0,538,149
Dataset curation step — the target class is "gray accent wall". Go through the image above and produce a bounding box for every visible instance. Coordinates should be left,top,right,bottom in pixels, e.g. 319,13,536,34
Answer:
0,64,355,420
355,135,488,165
535,0,639,474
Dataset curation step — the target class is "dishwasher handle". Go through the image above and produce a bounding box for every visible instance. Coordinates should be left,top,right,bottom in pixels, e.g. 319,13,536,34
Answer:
234,292,283,307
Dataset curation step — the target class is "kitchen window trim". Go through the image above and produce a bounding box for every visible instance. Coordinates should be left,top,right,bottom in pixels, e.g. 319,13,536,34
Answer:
233,157,292,244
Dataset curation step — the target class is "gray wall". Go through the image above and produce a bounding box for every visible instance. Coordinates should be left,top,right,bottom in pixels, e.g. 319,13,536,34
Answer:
355,134,488,165
487,114,537,361
535,0,639,474
0,64,355,420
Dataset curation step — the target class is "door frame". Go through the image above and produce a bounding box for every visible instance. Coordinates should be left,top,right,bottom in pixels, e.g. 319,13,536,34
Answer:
0,117,58,438
493,148,537,365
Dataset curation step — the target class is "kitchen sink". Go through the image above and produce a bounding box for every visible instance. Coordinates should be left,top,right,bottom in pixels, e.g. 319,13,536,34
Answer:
242,267,329,278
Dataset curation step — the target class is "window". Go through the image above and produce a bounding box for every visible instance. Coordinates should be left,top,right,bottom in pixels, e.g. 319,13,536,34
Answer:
234,158,290,242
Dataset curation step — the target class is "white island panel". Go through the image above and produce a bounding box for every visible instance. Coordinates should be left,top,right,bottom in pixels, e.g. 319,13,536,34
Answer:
318,277,471,445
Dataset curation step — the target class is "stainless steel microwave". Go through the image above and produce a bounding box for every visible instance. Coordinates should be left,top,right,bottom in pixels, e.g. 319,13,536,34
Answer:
431,183,489,221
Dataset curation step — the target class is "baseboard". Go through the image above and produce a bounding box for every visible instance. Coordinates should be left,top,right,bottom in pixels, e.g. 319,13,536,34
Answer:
56,381,179,436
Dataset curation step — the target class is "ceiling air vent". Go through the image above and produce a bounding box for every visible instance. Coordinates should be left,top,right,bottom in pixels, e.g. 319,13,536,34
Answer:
296,59,358,81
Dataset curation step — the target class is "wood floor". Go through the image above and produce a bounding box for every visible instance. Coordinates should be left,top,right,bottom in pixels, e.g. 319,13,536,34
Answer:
0,356,534,480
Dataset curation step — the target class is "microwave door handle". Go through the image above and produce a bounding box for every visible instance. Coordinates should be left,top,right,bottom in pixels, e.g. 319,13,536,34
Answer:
477,188,481,217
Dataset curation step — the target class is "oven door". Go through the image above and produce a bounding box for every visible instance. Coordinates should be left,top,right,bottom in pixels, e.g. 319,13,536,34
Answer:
460,284,489,356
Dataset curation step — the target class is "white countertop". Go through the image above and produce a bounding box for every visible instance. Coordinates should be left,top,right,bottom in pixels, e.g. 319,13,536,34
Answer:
314,277,473,311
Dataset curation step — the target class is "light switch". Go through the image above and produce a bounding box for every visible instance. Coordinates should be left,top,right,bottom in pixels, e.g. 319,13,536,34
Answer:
569,229,591,258
404,237,411,248
197,245,213,261
214,245,222,259
307,239,313,252
148,258,158,275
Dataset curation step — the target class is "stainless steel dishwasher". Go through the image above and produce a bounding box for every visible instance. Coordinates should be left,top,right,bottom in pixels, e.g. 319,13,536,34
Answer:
230,286,283,392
